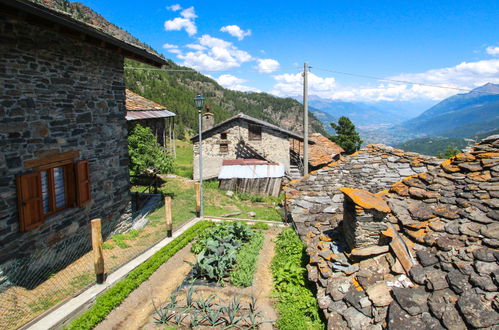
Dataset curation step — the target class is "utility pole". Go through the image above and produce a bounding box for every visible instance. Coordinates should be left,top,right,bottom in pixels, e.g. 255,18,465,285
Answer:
303,62,309,175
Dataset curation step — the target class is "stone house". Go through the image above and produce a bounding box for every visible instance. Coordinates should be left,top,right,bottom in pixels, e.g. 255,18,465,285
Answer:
126,89,176,155
191,112,305,181
0,0,167,269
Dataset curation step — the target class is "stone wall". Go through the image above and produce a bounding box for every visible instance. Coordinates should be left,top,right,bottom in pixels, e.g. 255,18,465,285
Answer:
193,118,291,180
0,12,132,266
284,144,441,236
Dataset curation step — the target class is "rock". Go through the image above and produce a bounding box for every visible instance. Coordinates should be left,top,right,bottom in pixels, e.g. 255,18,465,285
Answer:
366,281,393,307
323,205,337,213
318,293,333,309
446,269,470,295
387,300,426,329
428,289,458,320
391,287,429,316
408,264,426,285
225,190,234,197
247,211,256,217
444,221,461,235
327,311,349,330
307,264,318,282
465,206,493,224
350,245,389,258
342,306,373,329
473,247,496,262
407,201,434,220
470,273,497,292
434,204,460,219
481,222,499,239
426,269,449,291
441,304,467,330
457,290,499,328
416,249,439,267
327,300,348,313
343,286,372,317
475,260,498,275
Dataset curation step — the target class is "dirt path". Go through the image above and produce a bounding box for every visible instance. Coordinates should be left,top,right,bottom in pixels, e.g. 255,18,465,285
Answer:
96,228,281,329
95,244,196,330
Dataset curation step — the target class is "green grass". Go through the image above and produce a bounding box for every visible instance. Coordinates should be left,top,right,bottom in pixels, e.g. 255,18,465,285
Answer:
271,228,325,330
230,230,265,287
65,221,214,330
173,140,193,178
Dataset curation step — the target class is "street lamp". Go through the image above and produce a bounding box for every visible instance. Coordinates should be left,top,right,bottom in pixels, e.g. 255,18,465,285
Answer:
194,94,205,218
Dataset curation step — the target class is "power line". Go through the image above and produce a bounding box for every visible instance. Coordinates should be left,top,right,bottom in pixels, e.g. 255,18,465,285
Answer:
312,67,499,95
124,65,499,95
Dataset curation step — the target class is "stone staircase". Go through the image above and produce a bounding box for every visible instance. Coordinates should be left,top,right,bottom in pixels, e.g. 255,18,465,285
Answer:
287,165,302,180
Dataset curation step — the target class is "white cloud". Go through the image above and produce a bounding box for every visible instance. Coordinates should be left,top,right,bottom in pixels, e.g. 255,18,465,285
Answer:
164,6,197,36
220,25,252,41
257,58,280,73
177,34,253,71
186,43,206,51
271,59,499,101
486,46,499,56
216,74,261,93
167,49,182,55
271,72,336,98
162,43,178,49
167,4,181,11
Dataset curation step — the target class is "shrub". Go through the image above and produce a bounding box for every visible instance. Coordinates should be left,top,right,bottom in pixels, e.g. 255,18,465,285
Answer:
128,124,174,176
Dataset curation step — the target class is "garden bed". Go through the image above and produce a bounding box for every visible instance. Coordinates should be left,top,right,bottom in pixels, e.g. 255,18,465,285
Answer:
93,223,281,329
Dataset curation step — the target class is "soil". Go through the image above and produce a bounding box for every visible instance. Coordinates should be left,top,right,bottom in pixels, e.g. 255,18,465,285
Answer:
96,228,281,329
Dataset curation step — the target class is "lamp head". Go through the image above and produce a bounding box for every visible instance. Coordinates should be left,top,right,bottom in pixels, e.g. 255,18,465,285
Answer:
194,95,205,109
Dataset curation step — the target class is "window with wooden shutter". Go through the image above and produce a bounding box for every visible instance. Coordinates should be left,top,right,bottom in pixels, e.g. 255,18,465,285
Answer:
75,160,91,207
16,173,44,231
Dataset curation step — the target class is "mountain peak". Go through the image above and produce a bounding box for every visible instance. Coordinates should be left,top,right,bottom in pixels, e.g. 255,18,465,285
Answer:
472,82,499,94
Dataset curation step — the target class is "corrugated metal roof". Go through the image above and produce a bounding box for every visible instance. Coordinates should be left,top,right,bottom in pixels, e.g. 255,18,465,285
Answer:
219,163,285,179
222,159,278,166
126,110,175,120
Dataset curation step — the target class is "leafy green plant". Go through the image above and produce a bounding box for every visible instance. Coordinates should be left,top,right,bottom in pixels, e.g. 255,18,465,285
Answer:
128,124,174,176
65,221,214,330
271,228,324,329
251,222,270,231
230,231,264,287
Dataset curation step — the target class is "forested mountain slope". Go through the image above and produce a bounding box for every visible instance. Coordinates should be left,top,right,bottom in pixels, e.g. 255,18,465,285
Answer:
124,60,326,138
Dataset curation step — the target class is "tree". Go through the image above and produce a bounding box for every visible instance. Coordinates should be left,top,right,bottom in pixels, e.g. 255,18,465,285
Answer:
329,116,363,154
128,124,174,176
437,146,460,159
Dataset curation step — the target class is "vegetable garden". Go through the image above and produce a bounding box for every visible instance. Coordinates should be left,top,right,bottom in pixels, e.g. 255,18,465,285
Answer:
62,220,324,329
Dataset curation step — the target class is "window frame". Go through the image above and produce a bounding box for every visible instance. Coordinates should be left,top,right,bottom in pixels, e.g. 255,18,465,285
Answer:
17,152,90,232
248,124,262,141
220,143,229,154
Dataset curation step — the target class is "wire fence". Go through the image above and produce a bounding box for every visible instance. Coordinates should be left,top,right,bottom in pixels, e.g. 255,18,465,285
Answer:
0,194,181,330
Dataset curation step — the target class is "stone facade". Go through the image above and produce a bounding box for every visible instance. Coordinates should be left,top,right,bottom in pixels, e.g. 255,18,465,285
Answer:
0,12,132,266
193,117,291,180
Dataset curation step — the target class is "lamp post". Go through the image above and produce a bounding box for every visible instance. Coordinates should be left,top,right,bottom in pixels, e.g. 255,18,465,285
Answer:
194,95,205,218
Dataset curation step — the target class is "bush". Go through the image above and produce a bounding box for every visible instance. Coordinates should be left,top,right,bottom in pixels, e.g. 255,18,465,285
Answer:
128,124,174,176
271,228,324,329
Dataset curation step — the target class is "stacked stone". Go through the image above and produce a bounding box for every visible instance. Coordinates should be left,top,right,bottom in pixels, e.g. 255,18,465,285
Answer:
285,144,440,239
290,136,499,329
382,135,499,329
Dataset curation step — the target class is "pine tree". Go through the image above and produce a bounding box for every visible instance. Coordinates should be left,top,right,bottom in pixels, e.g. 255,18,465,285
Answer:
329,116,363,154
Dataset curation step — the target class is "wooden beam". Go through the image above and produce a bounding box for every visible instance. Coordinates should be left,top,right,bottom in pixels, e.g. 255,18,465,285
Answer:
91,218,105,284
24,150,80,169
164,196,172,237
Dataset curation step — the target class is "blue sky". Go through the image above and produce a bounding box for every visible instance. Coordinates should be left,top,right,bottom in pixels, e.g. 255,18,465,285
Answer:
80,0,499,104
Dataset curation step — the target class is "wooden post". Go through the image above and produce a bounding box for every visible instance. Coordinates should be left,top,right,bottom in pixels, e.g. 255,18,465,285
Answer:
164,196,172,237
195,182,201,217
91,218,105,284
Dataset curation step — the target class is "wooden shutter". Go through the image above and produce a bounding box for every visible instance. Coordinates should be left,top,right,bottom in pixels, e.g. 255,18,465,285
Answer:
75,160,91,207
16,173,44,231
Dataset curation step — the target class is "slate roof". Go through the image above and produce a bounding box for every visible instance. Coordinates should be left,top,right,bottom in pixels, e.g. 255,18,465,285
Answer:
4,0,167,67
191,113,305,142
291,133,344,167
125,89,175,121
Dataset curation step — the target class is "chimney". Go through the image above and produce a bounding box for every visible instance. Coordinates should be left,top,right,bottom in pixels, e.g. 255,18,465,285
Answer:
340,188,390,250
202,106,214,131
